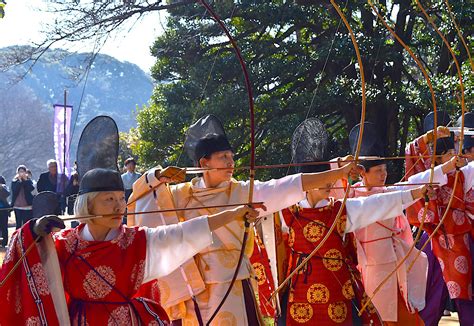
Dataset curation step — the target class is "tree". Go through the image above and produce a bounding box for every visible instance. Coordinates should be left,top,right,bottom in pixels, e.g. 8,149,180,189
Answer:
4,1,470,181
0,0,6,19
0,84,54,182
0,1,188,76
118,131,142,172
133,0,473,181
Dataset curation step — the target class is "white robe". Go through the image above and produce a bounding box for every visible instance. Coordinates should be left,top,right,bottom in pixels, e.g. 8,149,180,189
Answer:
132,170,306,325
351,165,447,321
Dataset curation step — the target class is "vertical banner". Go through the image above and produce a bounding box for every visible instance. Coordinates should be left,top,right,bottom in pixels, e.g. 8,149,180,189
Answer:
53,104,73,193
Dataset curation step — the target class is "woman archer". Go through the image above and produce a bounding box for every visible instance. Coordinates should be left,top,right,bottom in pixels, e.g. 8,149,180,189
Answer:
0,167,264,325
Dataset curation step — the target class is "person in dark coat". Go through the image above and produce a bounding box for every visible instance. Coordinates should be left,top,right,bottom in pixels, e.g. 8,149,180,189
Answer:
65,170,80,227
65,172,79,215
37,159,67,214
0,175,10,247
10,165,34,229
37,159,59,192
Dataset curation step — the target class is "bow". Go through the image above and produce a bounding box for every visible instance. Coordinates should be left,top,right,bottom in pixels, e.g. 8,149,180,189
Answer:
359,0,468,313
405,0,467,271
270,0,368,299
443,0,473,72
196,1,256,324
358,0,439,313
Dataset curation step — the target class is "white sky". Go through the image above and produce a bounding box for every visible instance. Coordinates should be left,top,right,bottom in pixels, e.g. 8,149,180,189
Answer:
0,0,166,72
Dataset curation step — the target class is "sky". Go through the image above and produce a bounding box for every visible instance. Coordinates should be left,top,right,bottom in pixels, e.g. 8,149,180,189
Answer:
0,0,166,72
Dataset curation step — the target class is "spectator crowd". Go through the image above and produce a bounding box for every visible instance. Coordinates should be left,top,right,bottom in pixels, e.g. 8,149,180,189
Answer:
0,158,141,247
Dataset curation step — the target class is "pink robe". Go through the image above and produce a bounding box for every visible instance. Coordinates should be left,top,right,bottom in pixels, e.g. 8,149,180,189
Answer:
351,183,428,322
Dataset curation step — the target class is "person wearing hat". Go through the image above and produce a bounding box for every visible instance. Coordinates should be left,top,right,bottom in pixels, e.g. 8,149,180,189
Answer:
405,130,474,325
345,122,465,325
0,167,264,325
279,162,435,325
128,115,360,325
405,111,452,179
276,119,436,326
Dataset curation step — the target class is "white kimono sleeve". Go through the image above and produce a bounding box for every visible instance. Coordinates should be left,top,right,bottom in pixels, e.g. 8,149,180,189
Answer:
461,162,474,193
329,158,347,200
143,216,213,283
387,164,447,192
345,190,414,233
250,174,306,216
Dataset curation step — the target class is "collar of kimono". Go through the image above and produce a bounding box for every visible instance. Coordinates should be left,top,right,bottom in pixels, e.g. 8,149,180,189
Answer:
191,177,232,198
299,198,331,209
81,224,120,242
196,2,256,324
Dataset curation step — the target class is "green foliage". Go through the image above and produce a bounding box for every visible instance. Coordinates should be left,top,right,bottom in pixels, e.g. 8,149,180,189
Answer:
118,132,137,171
133,0,473,181
0,0,5,18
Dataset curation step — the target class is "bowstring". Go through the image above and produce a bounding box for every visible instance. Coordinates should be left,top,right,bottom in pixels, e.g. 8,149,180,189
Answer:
285,0,349,176
403,0,468,273
175,2,237,167
443,0,473,72
271,0,369,302
266,0,351,307
357,0,440,314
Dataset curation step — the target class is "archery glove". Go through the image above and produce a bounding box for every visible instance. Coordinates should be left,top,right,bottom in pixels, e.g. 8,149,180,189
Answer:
32,215,66,238
155,166,186,183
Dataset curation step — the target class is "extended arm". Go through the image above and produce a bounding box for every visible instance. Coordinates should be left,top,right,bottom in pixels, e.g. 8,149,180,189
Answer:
388,164,447,192
143,216,212,282
345,187,424,233
461,162,474,193
252,163,355,216
143,204,261,281
301,164,352,192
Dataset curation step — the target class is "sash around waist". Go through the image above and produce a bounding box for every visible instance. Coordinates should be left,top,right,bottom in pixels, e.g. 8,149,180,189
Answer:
358,236,407,266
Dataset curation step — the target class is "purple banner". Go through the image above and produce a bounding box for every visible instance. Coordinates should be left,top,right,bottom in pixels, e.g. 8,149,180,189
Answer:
53,104,73,192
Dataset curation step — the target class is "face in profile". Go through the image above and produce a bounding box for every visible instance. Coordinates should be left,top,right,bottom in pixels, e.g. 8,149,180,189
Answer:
362,164,388,187
88,191,126,229
307,181,334,203
200,150,235,182
437,149,456,165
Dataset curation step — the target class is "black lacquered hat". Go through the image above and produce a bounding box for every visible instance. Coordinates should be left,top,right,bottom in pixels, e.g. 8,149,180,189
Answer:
349,122,386,170
78,168,124,195
423,111,451,133
184,115,232,164
291,118,330,173
76,116,122,195
435,136,455,156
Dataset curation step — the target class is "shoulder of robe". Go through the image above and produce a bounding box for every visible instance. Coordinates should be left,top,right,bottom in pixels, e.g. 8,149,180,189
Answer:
52,227,76,241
